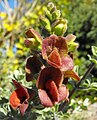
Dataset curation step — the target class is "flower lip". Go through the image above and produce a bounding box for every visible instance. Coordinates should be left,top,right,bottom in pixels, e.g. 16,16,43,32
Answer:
45,79,59,103
47,49,74,71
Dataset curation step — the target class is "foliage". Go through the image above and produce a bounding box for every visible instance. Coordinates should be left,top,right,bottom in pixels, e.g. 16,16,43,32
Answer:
0,0,97,120
66,0,97,56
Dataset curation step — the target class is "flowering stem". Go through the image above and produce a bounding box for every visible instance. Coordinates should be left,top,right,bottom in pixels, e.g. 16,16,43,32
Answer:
58,62,95,112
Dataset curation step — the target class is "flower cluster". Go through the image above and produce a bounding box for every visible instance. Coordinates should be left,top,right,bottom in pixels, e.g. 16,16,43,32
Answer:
9,28,80,115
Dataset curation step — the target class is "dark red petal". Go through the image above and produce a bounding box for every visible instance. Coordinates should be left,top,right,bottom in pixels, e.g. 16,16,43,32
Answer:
64,70,80,81
48,49,61,67
12,80,29,99
61,55,74,71
36,67,62,89
19,100,29,116
25,56,42,82
45,80,59,103
38,89,53,107
58,84,69,103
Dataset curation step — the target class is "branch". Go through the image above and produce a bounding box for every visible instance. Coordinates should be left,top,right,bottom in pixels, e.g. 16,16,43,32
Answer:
58,62,95,112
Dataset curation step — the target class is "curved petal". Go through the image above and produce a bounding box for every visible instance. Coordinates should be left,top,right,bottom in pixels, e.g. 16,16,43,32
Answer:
61,55,74,71
45,80,59,103
42,35,68,59
36,67,63,89
12,80,29,99
19,100,29,116
64,70,80,81
58,84,69,102
48,49,61,67
38,89,53,107
42,35,58,59
10,89,21,109
10,87,28,109
65,34,76,43
55,36,68,57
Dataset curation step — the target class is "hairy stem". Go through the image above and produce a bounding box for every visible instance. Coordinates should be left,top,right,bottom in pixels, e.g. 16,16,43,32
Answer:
58,62,95,112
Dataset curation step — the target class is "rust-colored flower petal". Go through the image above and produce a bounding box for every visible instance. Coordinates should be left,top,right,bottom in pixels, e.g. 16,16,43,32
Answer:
45,80,59,103
64,70,80,81
10,80,35,115
38,89,53,107
36,67,63,89
58,84,69,102
61,55,74,71
25,56,42,81
48,49,61,67
10,88,28,110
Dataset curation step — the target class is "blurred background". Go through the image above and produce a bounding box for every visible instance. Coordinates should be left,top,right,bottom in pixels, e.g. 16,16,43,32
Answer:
0,0,97,119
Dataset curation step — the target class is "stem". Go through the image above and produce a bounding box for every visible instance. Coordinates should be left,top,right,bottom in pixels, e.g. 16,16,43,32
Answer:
58,62,95,112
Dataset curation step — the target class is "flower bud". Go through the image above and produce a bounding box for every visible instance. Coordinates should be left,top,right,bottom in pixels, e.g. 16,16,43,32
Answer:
40,16,51,32
52,19,67,36
25,28,42,50
54,23,67,36
47,2,56,12
52,10,61,22
68,42,79,52
45,9,52,21
25,38,41,50
25,28,42,44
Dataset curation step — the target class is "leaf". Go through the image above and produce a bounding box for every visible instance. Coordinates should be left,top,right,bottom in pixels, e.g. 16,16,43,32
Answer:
92,46,97,56
0,112,6,119
91,82,97,88
87,54,97,64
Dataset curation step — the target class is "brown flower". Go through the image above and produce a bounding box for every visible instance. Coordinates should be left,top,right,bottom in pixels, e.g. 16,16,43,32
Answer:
25,55,43,82
36,67,69,107
10,80,34,115
42,35,74,71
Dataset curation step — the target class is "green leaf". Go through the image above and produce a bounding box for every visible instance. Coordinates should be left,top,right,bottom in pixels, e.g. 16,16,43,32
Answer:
87,54,97,64
92,46,97,56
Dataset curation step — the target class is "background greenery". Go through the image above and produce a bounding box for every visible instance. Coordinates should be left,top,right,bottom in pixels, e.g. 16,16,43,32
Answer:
0,0,97,119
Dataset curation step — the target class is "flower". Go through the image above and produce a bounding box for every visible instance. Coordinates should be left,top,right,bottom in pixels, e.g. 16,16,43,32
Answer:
42,35,74,71
10,80,34,115
25,55,43,82
25,28,42,50
36,67,69,107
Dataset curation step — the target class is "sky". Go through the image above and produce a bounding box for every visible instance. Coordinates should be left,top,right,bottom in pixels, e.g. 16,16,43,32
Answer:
0,0,15,11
